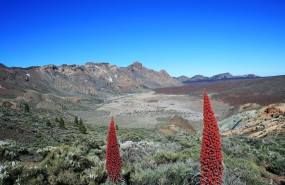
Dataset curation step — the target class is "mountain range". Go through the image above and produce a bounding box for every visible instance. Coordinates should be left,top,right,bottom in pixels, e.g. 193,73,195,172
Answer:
175,72,260,83
0,62,180,98
0,61,261,99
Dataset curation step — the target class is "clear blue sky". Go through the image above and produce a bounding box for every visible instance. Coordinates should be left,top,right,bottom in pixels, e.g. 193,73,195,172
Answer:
0,0,284,77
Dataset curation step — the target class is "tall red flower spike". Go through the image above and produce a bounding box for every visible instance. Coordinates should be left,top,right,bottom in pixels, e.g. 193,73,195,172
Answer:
106,118,122,183
200,91,223,185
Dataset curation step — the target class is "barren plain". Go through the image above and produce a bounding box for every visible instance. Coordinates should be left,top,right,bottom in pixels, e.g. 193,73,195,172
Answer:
77,91,229,129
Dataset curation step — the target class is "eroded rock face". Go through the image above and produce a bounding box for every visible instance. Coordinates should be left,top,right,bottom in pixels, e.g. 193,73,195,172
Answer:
0,62,181,97
0,100,20,109
261,105,284,118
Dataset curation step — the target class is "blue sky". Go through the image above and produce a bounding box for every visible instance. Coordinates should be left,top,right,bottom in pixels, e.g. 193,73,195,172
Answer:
0,0,284,77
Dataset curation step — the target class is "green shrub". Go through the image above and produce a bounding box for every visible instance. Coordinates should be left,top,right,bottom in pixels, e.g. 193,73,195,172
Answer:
130,162,192,185
59,117,65,129
0,141,21,162
268,145,285,155
46,120,51,127
41,146,87,170
178,147,201,161
256,152,269,165
24,103,30,112
74,116,78,125
83,155,107,184
27,139,58,153
268,158,285,175
0,162,47,185
131,167,166,184
166,135,176,142
224,155,270,184
153,151,178,165
179,140,192,148
78,119,87,134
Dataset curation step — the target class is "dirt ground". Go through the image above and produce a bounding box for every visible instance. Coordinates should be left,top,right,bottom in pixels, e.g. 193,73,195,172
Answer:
154,76,285,106
80,91,229,128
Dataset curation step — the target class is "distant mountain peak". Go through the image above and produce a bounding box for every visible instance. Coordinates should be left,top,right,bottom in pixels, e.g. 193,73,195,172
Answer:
128,61,143,69
176,72,260,83
211,73,233,80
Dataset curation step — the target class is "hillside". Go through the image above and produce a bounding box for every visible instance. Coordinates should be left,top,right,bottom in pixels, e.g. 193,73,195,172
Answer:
1,102,285,184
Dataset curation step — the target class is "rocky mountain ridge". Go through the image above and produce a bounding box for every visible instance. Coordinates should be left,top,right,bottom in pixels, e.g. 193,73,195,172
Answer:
176,72,260,83
0,61,181,98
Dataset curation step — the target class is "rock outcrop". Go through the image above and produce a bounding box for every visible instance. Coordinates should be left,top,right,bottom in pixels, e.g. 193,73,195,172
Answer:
220,104,285,138
0,100,20,109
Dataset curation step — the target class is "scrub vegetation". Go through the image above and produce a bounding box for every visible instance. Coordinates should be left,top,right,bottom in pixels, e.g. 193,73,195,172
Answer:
1,105,284,185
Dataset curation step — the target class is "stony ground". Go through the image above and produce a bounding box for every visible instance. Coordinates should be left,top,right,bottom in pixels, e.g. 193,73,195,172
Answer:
77,91,229,128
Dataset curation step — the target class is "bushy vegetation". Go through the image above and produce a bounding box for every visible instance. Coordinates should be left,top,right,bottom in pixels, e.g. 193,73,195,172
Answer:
46,120,52,127
59,117,65,129
79,119,87,134
0,106,285,184
74,116,79,125
268,158,285,176
24,102,30,112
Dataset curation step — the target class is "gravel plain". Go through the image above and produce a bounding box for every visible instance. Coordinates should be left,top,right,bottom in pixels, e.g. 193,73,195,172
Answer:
83,91,229,128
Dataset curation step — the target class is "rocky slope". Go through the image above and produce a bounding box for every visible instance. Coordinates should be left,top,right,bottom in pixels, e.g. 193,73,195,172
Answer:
0,62,181,98
159,115,196,136
220,103,285,138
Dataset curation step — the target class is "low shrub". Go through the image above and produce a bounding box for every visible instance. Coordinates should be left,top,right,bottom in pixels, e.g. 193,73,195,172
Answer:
268,158,285,176
153,151,179,165
224,155,270,185
130,162,193,185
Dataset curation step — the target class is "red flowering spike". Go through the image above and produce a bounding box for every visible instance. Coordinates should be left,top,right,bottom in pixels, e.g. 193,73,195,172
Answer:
200,92,224,185
106,118,122,183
